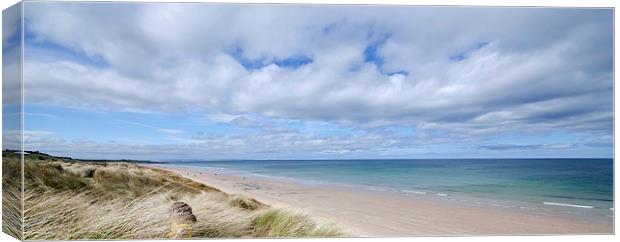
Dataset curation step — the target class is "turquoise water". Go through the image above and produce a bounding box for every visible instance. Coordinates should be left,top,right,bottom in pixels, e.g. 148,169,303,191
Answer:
166,158,613,222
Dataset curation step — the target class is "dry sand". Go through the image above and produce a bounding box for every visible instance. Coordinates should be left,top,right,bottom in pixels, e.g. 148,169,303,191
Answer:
154,165,613,237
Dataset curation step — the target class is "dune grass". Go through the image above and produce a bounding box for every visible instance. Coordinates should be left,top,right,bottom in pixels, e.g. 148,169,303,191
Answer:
2,152,22,240
253,208,342,237
1,152,342,240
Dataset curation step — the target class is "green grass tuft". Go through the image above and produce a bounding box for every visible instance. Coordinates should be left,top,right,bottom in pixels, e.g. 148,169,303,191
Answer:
228,195,264,210
252,208,342,237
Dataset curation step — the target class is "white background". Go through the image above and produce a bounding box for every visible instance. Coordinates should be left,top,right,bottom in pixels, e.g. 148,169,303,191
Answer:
0,0,616,242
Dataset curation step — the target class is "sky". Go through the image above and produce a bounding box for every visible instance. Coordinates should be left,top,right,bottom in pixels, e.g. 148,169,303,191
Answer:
2,3,614,160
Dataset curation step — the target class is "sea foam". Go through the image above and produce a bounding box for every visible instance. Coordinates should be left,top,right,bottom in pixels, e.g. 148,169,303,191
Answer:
543,202,593,209
400,190,427,195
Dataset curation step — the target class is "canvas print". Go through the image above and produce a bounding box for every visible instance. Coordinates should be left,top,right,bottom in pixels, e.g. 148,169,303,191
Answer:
1,1,614,240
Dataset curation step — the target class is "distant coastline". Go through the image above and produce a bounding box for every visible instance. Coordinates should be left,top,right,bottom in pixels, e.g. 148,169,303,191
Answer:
6,149,168,164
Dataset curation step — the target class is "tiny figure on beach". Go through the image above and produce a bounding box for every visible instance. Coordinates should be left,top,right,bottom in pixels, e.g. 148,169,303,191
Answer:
214,173,217,176
243,176,247,180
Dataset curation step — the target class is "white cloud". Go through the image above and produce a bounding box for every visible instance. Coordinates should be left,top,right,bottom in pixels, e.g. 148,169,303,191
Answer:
20,128,416,160
20,3,613,151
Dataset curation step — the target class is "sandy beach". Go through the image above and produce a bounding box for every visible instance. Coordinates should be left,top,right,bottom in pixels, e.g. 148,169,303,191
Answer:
155,165,613,237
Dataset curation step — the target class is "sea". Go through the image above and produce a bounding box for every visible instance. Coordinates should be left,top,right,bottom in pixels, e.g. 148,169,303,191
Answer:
165,158,614,223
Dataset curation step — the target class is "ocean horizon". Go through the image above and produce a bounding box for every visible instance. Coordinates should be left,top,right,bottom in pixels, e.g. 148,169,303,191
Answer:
166,158,614,223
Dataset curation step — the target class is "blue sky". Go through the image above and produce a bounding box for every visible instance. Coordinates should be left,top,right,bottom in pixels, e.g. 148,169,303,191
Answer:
3,3,613,160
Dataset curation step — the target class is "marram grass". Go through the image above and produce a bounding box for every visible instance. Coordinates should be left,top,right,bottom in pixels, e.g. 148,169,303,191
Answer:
1,152,342,240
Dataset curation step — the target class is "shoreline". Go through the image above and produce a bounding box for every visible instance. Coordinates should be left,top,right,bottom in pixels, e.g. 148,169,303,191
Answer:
159,163,613,224
151,164,613,236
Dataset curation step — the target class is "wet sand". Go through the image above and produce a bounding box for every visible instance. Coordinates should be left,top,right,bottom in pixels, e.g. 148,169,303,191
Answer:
154,165,613,236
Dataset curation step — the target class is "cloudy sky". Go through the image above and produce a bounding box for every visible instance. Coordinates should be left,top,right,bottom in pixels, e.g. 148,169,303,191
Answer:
3,2,613,160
